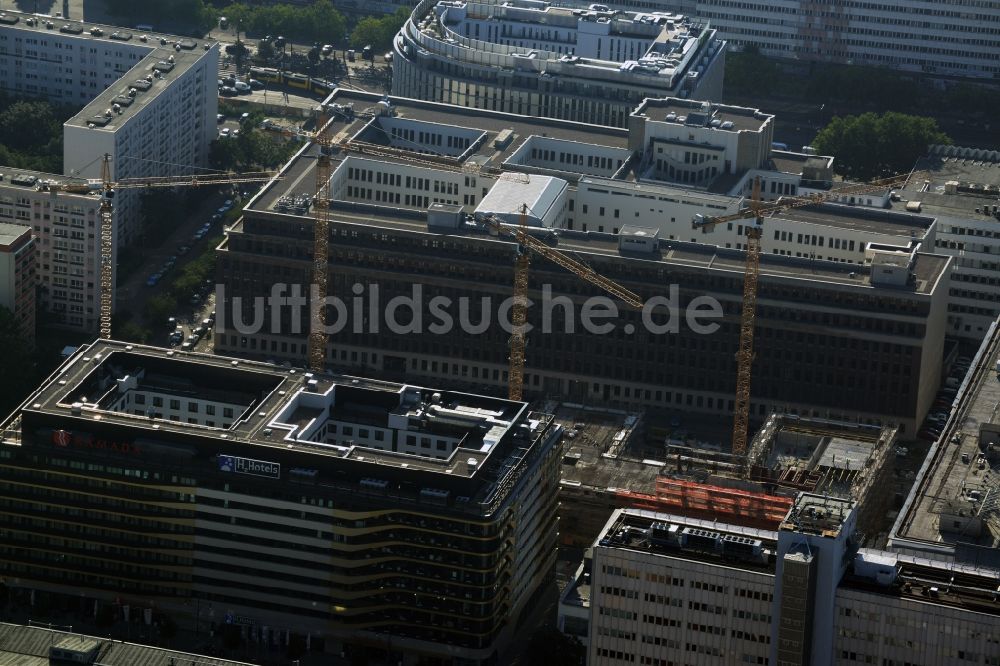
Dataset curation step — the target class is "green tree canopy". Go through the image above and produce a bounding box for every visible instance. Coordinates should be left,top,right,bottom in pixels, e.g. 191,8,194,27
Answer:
103,0,217,33
350,8,409,51
812,112,951,181
723,46,779,97
220,1,346,45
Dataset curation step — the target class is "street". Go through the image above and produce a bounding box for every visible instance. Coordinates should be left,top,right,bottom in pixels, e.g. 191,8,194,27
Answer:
115,189,232,349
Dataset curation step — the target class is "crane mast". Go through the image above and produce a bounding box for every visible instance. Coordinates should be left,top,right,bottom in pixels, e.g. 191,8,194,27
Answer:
507,204,531,401
731,177,763,458
309,110,334,373
692,170,921,462
98,154,114,340
484,210,643,401
85,154,279,340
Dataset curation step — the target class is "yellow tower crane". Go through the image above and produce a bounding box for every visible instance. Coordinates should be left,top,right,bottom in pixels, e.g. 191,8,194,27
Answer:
483,207,644,401
45,155,280,340
693,170,924,459
309,109,335,373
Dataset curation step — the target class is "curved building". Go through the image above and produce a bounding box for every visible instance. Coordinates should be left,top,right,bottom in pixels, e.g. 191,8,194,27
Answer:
392,0,726,128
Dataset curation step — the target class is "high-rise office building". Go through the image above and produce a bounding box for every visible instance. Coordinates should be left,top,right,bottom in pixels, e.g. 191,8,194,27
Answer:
0,340,562,665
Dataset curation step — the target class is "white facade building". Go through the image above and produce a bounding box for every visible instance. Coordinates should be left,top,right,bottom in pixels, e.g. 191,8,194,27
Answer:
574,504,1000,666
392,0,726,128
607,0,1000,81
0,171,106,331
0,11,219,332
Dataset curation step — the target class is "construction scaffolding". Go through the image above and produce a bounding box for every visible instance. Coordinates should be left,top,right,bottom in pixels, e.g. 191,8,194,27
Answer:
615,478,793,530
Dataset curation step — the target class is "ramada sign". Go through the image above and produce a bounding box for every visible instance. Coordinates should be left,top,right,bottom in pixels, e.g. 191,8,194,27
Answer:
51,429,141,456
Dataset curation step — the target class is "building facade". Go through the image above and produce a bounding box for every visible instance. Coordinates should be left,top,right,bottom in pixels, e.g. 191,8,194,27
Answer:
0,171,109,331
609,0,1000,81
0,11,219,248
218,93,949,435
392,0,726,128
0,221,35,338
574,504,1000,666
0,340,562,665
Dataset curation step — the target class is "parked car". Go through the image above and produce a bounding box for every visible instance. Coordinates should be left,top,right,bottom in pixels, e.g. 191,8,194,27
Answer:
178,244,190,255
219,86,238,97
249,79,264,90
166,317,177,329
216,113,225,123
234,80,251,93
211,213,222,223
190,294,202,306
219,127,230,138
240,112,250,122
321,44,333,56
181,342,194,351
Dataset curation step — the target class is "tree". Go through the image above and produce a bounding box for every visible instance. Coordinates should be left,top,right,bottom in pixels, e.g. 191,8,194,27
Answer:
256,39,275,62
812,112,951,181
723,45,779,98
350,8,409,51
144,294,176,328
524,627,585,666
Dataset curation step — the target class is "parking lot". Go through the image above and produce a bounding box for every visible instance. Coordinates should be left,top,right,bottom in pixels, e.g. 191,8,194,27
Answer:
916,354,973,443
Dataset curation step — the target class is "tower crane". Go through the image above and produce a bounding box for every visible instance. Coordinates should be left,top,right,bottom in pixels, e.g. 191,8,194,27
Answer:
44,155,280,340
483,205,644,402
692,170,923,460
263,108,340,373
309,109,335,373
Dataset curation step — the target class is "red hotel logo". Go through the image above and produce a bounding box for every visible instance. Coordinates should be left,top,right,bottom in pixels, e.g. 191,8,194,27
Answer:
51,430,141,456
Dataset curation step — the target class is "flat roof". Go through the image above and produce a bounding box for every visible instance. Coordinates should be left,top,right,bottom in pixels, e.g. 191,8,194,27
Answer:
0,168,102,199
896,154,1000,220
244,91,949,295
2,340,554,512
633,98,771,133
890,317,1000,556
597,508,778,573
0,10,217,131
842,550,1000,617
0,221,30,246
66,47,213,130
771,202,934,238
0,622,251,666
555,405,658,494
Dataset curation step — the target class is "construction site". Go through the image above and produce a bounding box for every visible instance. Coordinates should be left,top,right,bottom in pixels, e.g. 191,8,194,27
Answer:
557,408,898,547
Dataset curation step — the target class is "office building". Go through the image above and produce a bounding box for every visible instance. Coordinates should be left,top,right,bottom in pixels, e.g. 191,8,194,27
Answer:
569,502,1000,666
610,0,1000,81
218,89,949,435
392,0,726,128
888,315,1000,565
0,339,561,665
906,147,1000,340
0,221,36,338
0,171,107,331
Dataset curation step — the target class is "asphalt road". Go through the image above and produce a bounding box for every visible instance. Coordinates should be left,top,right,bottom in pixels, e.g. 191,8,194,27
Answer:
116,190,233,340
